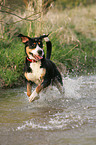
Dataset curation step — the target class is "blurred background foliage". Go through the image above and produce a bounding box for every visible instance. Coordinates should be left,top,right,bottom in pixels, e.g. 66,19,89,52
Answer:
55,0,96,8
0,0,96,87
4,0,96,9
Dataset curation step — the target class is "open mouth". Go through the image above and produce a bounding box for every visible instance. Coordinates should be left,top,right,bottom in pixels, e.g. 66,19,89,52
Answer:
29,52,43,61
33,54,43,61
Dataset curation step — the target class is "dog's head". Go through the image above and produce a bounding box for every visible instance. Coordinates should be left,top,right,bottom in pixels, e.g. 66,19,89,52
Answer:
18,34,48,61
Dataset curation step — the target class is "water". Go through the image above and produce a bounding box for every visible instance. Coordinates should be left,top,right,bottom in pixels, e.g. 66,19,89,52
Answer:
0,75,96,145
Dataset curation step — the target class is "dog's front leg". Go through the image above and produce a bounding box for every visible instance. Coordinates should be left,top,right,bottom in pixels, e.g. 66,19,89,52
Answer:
27,81,32,97
29,83,43,102
29,80,51,102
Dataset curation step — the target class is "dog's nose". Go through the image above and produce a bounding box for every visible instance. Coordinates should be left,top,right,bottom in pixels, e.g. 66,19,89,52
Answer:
38,50,42,55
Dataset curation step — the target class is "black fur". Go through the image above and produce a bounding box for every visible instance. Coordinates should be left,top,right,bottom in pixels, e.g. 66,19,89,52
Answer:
18,34,63,98
41,58,63,86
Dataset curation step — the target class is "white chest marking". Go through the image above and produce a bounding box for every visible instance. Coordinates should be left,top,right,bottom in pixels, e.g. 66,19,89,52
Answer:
26,61,45,85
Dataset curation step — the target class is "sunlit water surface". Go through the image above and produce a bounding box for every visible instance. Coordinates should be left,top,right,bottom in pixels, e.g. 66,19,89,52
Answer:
0,75,96,145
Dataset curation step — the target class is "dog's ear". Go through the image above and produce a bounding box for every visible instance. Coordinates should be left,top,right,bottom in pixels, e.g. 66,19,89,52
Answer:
18,34,29,43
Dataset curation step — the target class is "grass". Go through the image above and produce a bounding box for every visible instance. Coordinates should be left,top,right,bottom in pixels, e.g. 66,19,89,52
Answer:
0,39,25,87
0,4,96,87
51,31,96,73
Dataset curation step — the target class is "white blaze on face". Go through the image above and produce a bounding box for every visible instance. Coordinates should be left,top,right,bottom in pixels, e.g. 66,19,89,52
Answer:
31,44,44,57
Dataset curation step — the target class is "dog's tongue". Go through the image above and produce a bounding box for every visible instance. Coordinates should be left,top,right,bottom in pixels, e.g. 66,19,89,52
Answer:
35,55,43,60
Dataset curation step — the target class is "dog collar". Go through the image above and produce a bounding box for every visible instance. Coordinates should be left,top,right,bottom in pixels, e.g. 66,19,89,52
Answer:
27,57,37,63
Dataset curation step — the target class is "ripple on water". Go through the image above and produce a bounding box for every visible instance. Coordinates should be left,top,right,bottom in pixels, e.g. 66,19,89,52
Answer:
16,110,92,131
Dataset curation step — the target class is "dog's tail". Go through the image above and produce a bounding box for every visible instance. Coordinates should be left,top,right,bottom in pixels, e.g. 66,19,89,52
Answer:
46,40,52,59
41,34,52,59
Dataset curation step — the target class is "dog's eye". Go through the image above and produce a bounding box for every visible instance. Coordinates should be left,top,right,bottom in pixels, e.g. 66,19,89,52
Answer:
32,43,36,47
38,42,42,47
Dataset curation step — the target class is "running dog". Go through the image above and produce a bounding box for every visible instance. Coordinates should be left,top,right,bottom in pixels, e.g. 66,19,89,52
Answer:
18,34,63,102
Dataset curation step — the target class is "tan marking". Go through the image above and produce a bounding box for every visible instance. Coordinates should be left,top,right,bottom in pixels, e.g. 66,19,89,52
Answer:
27,82,32,97
40,69,46,80
35,69,46,93
24,72,30,81
26,46,36,58
26,46,31,58
36,84,43,94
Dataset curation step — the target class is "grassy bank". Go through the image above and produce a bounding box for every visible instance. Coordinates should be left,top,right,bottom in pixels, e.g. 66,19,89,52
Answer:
0,4,96,88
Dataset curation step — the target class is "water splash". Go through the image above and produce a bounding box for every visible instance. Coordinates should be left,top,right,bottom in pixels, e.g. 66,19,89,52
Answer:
15,75,96,131
63,76,83,99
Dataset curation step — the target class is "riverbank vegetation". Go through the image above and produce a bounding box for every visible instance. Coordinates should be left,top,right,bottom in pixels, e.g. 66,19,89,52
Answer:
0,0,96,88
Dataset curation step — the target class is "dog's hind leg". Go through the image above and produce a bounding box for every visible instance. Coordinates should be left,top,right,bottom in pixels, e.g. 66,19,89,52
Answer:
53,79,65,95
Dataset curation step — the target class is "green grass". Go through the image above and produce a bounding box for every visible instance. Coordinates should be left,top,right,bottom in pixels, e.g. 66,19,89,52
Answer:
0,4,96,87
51,31,96,74
0,38,25,87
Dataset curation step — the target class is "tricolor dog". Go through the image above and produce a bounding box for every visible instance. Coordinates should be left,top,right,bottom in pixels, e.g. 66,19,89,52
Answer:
18,34,63,102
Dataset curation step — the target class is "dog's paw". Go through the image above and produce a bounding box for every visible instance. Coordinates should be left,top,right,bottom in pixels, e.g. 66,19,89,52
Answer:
43,34,49,42
29,96,39,102
29,90,39,102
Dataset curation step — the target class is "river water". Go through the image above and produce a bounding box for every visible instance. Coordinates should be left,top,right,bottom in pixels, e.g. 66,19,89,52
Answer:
0,75,96,145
